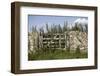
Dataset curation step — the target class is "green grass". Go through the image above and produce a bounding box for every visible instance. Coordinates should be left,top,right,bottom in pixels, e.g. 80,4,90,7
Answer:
28,48,88,60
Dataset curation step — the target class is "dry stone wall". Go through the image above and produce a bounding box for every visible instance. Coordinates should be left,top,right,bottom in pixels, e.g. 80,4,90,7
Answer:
28,31,88,53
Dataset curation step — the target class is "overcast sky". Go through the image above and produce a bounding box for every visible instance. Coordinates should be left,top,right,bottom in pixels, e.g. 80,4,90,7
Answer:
28,15,88,32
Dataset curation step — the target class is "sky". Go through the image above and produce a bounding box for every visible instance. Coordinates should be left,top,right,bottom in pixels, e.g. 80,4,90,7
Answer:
28,15,88,32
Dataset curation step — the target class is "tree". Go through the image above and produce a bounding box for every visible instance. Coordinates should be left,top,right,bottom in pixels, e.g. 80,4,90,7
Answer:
46,23,49,33
71,23,81,31
32,25,37,32
85,24,88,33
58,24,62,33
39,27,44,36
79,23,83,32
63,21,68,32
53,24,57,33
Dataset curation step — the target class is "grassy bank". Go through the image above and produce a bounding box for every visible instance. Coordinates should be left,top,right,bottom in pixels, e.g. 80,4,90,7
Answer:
28,49,88,60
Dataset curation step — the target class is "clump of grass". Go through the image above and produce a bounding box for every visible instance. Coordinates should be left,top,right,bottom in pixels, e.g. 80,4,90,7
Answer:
75,46,81,58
